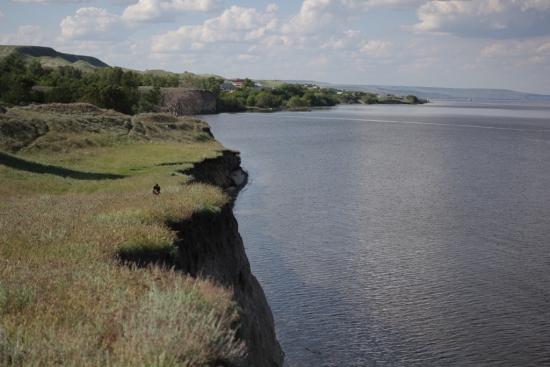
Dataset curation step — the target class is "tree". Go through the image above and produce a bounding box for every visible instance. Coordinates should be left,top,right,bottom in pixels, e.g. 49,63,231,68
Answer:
361,94,378,104
138,86,163,113
0,54,26,75
1,75,35,106
57,65,83,80
255,92,282,108
246,94,256,106
242,78,254,89
121,71,140,90
181,74,223,97
27,60,45,78
45,84,81,104
286,96,310,108
81,84,134,115
406,95,419,103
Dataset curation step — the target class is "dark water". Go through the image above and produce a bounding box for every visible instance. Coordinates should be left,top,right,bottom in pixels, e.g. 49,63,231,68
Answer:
203,102,550,367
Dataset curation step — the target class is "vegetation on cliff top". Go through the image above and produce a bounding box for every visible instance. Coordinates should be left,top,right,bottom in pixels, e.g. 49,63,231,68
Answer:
0,53,179,115
0,103,247,366
1,53,426,116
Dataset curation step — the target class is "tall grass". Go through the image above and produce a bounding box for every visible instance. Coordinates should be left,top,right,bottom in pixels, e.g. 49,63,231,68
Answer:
0,104,246,366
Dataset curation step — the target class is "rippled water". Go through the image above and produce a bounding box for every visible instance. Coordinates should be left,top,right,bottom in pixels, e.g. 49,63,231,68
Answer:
203,102,550,367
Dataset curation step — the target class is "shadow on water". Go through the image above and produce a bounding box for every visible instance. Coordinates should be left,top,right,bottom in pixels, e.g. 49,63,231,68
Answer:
0,152,126,180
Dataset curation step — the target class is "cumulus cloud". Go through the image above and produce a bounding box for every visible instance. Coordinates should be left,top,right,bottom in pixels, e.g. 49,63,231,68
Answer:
0,25,53,45
151,5,278,51
281,0,356,36
111,0,139,5
359,40,394,58
410,0,550,39
121,0,224,23
60,7,131,41
321,30,363,50
279,0,425,36
148,0,399,75
359,0,427,11
537,42,550,55
478,38,550,64
479,41,527,59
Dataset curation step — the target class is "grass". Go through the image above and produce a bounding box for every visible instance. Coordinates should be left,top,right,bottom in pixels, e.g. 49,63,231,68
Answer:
0,103,246,366
256,80,287,88
0,45,107,71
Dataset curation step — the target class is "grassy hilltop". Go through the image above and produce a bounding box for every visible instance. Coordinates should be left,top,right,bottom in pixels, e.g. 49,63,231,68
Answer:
0,104,246,366
0,45,109,72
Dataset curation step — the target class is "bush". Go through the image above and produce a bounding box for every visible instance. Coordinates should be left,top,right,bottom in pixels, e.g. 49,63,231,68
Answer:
255,92,281,108
286,96,310,108
406,95,419,103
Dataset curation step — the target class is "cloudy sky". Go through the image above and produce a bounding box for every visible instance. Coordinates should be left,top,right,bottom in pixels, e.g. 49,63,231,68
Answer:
2,0,550,94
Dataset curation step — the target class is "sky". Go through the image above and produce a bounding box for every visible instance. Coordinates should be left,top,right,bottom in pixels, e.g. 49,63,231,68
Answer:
1,0,550,95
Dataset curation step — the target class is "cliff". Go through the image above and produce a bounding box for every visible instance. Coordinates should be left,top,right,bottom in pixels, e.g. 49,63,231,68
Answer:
0,104,282,365
174,151,284,367
194,90,217,114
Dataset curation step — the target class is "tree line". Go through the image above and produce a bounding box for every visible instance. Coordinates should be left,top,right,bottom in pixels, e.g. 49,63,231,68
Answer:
181,76,339,111
0,54,178,115
0,53,425,115
217,80,340,111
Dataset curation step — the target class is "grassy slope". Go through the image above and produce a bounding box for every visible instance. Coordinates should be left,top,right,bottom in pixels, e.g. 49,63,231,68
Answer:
256,80,286,87
0,104,246,366
0,45,108,72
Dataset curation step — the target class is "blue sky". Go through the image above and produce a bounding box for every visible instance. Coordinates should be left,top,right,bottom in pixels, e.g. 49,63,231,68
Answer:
2,0,550,94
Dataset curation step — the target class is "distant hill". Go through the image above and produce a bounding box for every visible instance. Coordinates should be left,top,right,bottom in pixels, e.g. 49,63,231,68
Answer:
283,80,550,101
2,45,548,100
0,45,109,71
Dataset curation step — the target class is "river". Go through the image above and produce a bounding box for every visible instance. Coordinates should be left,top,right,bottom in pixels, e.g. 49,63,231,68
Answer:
203,102,550,367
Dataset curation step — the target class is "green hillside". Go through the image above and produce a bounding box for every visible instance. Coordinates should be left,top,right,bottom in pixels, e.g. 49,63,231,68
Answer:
0,45,109,71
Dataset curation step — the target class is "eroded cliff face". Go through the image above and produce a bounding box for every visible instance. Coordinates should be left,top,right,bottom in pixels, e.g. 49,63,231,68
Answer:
174,151,284,367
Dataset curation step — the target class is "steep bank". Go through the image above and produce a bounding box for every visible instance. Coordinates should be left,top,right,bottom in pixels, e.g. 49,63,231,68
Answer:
0,104,282,366
174,151,283,367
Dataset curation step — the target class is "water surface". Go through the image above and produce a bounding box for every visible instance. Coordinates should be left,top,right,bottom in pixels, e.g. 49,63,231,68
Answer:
204,102,550,366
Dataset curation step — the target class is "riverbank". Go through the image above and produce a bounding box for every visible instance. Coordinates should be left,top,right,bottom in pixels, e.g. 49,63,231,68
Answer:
0,103,283,366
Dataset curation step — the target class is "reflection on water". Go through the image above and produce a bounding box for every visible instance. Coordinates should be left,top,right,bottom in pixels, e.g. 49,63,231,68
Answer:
204,102,550,366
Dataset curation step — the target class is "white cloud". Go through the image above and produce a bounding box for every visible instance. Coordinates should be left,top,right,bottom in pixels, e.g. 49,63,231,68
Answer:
237,54,259,62
359,40,393,58
279,0,425,36
60,7,131,41
111,0,138,5
281,0,354,36
321,30,363,51
121,0,224,23
478,38,550,66
0,11,4,20
479,41,526,59
0,25,53,45
537,42,550,55
360,0,426,11
151,5,278,51
410,0,550,39
149,0,399,78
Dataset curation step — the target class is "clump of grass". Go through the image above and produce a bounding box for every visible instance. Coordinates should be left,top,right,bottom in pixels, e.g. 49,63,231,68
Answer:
0,104,246,366
0,269,246,366
116,227,178,263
